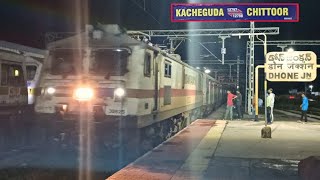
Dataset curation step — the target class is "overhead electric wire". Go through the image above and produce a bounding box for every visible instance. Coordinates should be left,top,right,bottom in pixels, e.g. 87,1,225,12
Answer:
129,0,161,26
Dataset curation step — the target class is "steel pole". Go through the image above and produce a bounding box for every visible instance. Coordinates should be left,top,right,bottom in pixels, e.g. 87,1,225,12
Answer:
237,56,240,87
245,42,248,113
263,34,268,126
255,65,264,121
229,64,232,79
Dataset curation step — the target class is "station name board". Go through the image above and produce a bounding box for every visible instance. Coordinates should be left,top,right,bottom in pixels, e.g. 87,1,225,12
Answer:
265,51,317,82
171,3,299,22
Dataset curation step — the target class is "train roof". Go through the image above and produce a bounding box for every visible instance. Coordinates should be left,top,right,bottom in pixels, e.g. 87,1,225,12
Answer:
0,41,46,59
47,32,144,50
47,24,219,83
0,50,27,64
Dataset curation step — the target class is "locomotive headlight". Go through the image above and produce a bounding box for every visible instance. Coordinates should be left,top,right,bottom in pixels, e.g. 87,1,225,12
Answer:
47,87,56,94
74,87,94,101
114,88,125,97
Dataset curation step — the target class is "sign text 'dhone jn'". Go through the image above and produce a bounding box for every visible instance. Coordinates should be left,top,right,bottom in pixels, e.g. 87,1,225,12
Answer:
265,51,317,82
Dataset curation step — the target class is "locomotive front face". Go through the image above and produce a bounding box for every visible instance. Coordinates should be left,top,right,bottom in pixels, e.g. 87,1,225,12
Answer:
34,47,130,120
26,58,42,105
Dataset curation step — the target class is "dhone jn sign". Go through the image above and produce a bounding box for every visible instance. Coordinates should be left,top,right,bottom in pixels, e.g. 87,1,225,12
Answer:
171,3,299,22
265,51,317,82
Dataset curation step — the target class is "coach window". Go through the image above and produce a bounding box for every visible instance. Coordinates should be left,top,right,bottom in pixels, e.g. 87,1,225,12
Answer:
144,53,151,77
164,61,172,78
1,63,24,86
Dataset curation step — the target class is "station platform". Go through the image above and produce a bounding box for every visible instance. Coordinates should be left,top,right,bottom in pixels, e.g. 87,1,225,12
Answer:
107,106,320,180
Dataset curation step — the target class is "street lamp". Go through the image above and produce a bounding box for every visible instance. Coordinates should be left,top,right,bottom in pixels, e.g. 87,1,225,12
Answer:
309,85,314,92
204,69,211,74
287,47,294,52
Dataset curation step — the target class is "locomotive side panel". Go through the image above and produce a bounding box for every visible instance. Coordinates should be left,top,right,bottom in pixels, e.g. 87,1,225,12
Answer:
121,46,153,116
202,74,208,106
158,58,203,114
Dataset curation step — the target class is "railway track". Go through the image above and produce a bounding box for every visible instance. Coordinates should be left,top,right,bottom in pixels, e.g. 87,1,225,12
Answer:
276,109,320,121
0,110,212,179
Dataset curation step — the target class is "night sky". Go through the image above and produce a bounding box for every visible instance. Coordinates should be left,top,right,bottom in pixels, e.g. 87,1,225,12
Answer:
1,0,320,94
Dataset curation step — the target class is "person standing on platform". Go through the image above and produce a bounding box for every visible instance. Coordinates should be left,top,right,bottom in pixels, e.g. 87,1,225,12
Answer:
224,90,237,120
252,95,256,120
236,90,243,120
266,88,274,124
258,98,263,108
298,93,309,123
266,88,275,124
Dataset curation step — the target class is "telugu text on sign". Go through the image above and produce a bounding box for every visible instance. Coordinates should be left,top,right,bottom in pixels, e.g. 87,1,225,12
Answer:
265,51,317,82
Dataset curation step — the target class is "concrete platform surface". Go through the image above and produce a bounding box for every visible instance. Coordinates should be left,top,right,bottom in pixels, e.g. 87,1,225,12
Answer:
107,107,320,180
215,120,320,160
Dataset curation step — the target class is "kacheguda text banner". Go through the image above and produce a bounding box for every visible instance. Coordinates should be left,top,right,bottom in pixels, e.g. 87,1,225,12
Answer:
171,3,299,22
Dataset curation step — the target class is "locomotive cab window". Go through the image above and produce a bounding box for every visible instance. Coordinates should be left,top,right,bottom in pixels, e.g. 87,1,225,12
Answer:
26,65,37,81
164,61,172,78
144,53,151,77
90,49,129,77
50,49,81,75
1,63,25,86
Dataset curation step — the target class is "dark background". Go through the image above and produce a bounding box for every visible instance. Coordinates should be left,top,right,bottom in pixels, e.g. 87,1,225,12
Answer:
1,0,319,94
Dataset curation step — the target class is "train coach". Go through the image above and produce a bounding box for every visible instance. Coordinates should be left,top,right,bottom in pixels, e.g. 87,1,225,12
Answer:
33,24,226,150
0,50,28,118
0,41,46,106
0,44,29,150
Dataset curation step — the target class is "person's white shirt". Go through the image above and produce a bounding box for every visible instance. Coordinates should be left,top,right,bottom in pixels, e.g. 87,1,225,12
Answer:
269,93,275,108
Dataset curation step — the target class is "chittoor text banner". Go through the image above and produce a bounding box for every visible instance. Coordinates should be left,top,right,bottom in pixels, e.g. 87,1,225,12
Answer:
171,3,299,22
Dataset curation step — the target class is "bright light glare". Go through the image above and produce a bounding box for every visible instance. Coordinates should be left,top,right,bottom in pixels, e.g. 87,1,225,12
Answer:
14,70,19,76
74,87,94,101
47,87,56,94
114,49,123,52
114,88,125,97
287,48,294,52
62,104,67,111
309,85,313,89
196,67,200,70
205,69,211,74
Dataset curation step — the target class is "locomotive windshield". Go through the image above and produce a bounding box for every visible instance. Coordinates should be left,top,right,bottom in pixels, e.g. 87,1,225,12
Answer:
90,49,129,76
50,49,82,75
26,65,37,81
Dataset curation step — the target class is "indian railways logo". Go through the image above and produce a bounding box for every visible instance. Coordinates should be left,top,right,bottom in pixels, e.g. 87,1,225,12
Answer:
227,8,243,18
